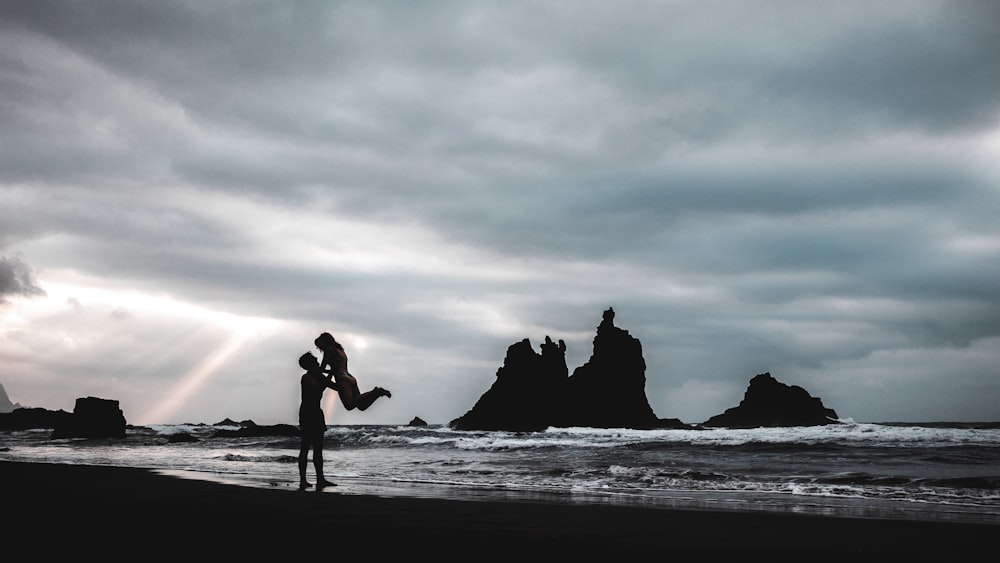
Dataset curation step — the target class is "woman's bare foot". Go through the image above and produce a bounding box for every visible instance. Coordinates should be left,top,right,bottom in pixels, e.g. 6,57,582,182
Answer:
298,481,313,490
317,479,337,488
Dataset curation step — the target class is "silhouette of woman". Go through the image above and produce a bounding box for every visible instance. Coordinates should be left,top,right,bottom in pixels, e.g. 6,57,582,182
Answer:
314,332,390,411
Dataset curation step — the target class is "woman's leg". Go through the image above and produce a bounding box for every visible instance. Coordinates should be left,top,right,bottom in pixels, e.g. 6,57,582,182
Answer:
339,388,389,411
335,374,390,411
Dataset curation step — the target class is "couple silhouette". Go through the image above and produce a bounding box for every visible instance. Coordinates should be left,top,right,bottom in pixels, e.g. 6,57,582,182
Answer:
298,332,391,490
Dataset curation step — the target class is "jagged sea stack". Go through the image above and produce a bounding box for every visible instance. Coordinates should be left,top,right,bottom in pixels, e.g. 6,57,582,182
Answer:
449,308,678,431
562,308,660,428
449,309,689,432
449,335,569,431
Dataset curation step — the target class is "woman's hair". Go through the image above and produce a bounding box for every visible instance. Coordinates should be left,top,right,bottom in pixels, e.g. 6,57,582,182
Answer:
314,332,342,350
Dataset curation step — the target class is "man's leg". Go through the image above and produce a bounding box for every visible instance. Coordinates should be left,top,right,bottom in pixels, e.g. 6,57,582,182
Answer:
298,437,313,489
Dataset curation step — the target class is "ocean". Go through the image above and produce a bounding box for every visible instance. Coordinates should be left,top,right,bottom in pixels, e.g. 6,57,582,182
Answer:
2,420,998,525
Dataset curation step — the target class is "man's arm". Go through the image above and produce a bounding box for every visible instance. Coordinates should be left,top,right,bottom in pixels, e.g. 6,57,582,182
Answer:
305,369,336,389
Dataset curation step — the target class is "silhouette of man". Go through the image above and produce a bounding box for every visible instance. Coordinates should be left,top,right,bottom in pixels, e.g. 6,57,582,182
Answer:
297,352,337,490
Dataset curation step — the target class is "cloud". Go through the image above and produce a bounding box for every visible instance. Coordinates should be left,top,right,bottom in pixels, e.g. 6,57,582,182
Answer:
0,254,45,302
0,1,998,423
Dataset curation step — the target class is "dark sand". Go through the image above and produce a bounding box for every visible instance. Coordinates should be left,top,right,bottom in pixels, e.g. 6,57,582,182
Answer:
2,461,994,559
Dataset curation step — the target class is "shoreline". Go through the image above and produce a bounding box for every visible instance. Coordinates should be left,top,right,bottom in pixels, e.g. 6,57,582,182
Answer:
2,460,996,557
161,466,1000,527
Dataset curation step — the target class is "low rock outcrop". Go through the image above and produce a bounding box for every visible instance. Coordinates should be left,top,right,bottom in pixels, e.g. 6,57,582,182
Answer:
167,432,199,443
211,420,300,437
450,308,687,431
51,397,127,439
408,416,428,426
703,372,839,428
0,407,72,430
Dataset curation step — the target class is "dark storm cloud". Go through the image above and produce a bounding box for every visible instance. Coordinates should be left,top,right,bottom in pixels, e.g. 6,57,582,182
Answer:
0,253,44,301
760,4,1000,136
6,1,997,200
0,1,998,423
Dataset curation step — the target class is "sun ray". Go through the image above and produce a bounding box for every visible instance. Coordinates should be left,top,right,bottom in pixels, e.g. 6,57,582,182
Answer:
139,328,253,425
20,277,284,425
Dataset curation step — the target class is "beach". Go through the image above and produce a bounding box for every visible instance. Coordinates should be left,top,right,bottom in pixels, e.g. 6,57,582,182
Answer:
2,460,994,558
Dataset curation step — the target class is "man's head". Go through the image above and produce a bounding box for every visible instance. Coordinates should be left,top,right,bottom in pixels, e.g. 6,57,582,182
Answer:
299,352,319,370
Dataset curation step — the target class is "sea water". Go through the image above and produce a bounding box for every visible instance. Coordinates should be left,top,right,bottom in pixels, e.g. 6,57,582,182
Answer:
2,421,998,525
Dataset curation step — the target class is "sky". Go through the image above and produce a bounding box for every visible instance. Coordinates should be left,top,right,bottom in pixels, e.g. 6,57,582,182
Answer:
1,1,999,426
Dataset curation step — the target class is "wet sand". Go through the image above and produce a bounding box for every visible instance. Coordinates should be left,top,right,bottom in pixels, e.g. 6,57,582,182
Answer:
2,461,994,558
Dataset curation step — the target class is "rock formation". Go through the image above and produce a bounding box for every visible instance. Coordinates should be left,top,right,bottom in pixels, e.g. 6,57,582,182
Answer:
167,432,199,443
211,420,300,437
408,416,428,426
450,308,686,431
51,396,128,439
448,336,568,431
703,372,839,428
0,383,22,413
563,308,661,428
0,406,72,430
